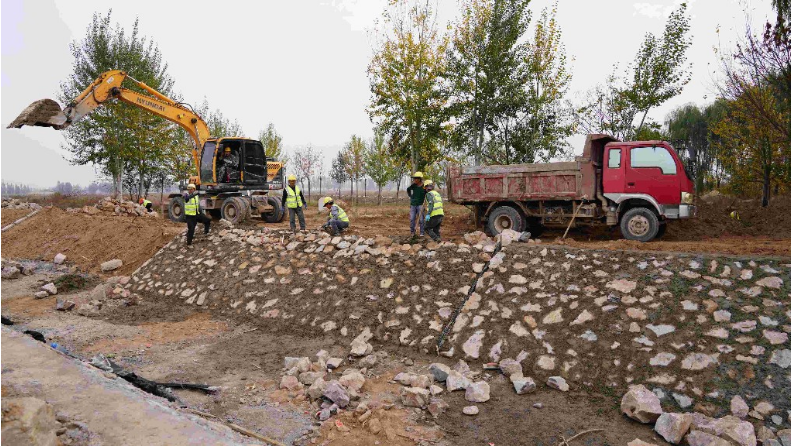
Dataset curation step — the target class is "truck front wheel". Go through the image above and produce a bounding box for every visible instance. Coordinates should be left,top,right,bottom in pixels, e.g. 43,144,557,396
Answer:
487,206,526,235
620,207,659,242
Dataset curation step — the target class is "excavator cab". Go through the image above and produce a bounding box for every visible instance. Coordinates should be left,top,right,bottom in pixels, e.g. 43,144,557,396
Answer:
199,138,267,190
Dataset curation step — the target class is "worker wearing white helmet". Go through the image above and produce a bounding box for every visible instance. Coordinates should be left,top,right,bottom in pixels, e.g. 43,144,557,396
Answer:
406,171,426,239
183,183,210,246
281,174,307,232
321,196,349,236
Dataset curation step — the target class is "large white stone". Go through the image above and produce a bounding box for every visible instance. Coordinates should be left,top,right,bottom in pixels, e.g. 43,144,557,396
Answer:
621,385,663,424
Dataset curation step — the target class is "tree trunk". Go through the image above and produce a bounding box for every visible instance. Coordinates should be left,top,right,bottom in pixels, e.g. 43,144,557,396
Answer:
396,175,402,199
762,163,771,207
378,185,382,206
160,178,165,215
307,178,312,204
364,179,367,198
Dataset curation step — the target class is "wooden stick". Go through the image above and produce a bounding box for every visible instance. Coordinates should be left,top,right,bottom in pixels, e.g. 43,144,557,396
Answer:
184,408,284,446
562,201,585,240
558,428,604,446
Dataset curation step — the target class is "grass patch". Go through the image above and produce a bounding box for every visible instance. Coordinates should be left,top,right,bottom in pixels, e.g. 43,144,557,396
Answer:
53,273,97,293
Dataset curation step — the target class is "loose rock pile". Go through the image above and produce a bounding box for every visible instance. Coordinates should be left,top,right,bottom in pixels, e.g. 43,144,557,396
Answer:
1,259,38,279
67,197,157,218
1,199,42,210
621,384,791,446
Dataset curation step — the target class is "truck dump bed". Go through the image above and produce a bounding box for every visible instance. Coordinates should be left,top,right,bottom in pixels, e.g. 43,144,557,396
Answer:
447,135,615,204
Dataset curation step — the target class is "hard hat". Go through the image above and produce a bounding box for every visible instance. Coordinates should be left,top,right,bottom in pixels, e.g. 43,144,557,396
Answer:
323,197,334,206
138,198,144,204
424,180,434,187
287,174,296,181
412,171,423,179
187,183,196,190
729,211,740,220
224,147,231,153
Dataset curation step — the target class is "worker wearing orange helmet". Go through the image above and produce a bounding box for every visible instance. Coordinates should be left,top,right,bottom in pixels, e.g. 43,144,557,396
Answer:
218,146,239,183
138,197,153,213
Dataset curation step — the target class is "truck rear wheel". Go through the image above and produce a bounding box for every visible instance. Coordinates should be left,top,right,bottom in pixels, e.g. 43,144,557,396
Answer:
620,207,659,242
261,197,283,223
221,197,246,225
487,206,526,235
168,196,186,223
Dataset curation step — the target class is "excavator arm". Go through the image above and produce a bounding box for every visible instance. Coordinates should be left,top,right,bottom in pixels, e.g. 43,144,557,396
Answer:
8,69,210,183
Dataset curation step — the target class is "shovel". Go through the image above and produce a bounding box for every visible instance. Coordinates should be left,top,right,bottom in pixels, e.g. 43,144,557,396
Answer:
7,99,68,129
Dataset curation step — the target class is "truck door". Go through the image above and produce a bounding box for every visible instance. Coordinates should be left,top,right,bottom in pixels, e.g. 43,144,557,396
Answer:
625,145,681,204
602,146,625,193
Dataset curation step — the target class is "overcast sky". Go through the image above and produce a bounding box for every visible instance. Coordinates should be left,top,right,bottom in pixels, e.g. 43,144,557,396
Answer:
0,0,774,188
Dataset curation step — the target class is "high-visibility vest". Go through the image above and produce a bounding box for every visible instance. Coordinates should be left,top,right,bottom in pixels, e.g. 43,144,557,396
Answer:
142,199,151,207
185,195,199,216
285,185,303,208
334,205,349,223
428,190,444,217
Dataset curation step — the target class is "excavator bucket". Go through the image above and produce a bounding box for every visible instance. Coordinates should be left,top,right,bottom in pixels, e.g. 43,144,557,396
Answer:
7,99,68,129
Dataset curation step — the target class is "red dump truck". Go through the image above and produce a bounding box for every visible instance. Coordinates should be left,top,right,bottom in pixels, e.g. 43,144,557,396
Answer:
447,134,696,242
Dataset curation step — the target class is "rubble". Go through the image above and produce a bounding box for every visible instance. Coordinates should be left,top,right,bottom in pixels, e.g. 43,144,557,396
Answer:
41,283,57,295
462,406,479,415
654,413,693,444
100,259,123,272
401,387,430,408
53,253,66,264
546,376,569,392
464,381,490,403
621,385,663,424
1,199,42,211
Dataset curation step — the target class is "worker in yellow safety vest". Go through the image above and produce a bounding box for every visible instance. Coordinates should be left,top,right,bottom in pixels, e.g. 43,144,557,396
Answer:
423,180,444,242
183,183,211,246
281,174,307,232
138,197,153,212
321,197,349,236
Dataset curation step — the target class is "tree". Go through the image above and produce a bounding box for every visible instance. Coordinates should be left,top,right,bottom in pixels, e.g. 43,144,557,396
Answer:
364,131,398,205
713,18,791,205
517,2,574,162
343,135,367,203
446,0,530,164
666,101,728,192
60,11,176,199
576,4,692,140
368,0,449,172
330,151,349,197
258,123,287,163
292,144,321,201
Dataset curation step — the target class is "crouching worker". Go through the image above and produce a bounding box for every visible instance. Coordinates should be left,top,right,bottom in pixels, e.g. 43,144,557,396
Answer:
322,197,349,235
139,197,153,212
424,180,444,242
184,183,210,246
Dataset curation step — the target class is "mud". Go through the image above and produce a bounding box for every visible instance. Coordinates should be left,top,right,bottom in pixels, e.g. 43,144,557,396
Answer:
7,98,64,129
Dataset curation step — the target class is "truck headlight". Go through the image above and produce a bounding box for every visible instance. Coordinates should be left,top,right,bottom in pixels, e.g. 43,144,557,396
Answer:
681,192,694,204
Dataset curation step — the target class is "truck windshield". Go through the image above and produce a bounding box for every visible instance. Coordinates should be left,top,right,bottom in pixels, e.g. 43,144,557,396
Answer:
630,146,677,175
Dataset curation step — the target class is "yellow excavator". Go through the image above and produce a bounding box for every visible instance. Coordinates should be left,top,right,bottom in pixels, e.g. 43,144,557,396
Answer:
8,69,286,224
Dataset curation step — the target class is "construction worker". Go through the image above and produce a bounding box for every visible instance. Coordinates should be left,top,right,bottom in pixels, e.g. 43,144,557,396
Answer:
139,197,153,212
183,184,210,246
218,146,239,183
322,197,349,235
281,174,307,232
406,171,426,238
424,180,444,242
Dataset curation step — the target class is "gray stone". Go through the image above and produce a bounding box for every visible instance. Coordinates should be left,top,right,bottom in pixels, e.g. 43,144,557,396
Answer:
33,291,49,299
673,393,693,408
465,381,490,403
463,406,479,415
284,357,311,373
511,375,536,395
446,371,471,392
280,375,302,391
621,385,663,423
730,395,749,419
55,298,75,311
359,354,377,368
777,430,791,446
41,283,57,295
53,253,66,264
298,371,326,386
770,349,791,369
685,430,732,446
429,363,451,382
1,267,20,279
693,415,755,446
100,259,123,272
323,381,350,408
401,387,430,408
498,358,522,377
547,376,569,392
307,378,327,400
655,412,693,444
338,372,365,393
326,357,343,370
350,339,372,357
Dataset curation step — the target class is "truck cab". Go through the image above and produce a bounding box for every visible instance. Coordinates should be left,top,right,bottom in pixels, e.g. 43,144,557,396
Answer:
601,140,695,240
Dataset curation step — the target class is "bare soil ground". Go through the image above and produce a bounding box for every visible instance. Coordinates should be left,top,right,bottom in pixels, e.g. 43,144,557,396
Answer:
1,207,182,275
1,208,34,226
1,277,660,446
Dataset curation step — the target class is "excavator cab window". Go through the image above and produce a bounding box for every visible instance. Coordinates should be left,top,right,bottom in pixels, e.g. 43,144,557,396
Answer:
200,142,216,184
217,141,242,183
243,140,267,185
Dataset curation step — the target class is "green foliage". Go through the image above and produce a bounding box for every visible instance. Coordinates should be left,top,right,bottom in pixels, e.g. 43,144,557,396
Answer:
364,131,398,204
367,0,449,171
666,101,727,191
576,4,692,140
330,151,349,196
59,10,175,198
343,135,367,202
258,123,287,163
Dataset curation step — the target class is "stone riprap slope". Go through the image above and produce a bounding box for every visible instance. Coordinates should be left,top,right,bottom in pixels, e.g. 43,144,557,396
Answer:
130,228,791,421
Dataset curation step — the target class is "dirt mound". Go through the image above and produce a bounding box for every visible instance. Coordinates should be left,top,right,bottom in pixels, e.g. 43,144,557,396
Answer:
667,194,791,240
1,209,35,227
1,207,181,275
